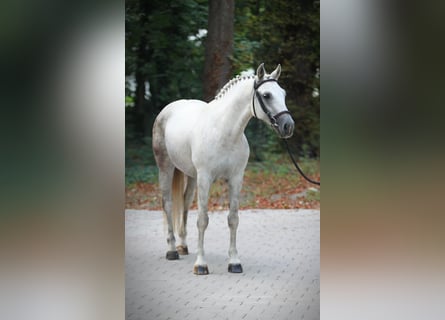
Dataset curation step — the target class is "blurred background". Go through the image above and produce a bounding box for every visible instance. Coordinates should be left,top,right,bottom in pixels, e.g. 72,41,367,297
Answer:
0,1,124,320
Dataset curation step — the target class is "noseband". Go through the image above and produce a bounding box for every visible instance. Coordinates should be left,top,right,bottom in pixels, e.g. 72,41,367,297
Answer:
252,79,291,127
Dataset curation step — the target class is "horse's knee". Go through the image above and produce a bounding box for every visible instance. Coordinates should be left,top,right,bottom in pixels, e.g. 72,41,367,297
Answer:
197,212,209,229
228,211,239,229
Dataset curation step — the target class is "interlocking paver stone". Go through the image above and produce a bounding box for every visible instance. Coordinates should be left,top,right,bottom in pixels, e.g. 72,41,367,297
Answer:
126,209,319,320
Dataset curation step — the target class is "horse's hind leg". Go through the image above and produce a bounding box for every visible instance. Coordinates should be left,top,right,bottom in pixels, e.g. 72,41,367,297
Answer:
159,166,180,260
176,177,196,255
227,174,243,273
153,119,179,260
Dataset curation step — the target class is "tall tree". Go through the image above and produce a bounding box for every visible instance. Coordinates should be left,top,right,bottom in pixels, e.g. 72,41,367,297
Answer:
203,0,235,101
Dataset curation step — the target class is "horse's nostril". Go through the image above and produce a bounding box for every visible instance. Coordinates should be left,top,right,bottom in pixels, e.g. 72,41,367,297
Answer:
284,123,289,131
284,122,293,134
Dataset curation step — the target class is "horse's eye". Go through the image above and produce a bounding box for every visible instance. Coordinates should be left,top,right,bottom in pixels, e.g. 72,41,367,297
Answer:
263,92,271,99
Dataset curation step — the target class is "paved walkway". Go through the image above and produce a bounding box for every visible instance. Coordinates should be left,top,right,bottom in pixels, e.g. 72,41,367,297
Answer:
126,209,320,320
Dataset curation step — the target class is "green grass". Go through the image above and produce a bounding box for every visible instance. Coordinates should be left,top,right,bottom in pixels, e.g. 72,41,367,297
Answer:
126,138,155,167
126,165,158,185
247,153,318,177
306,189,320,201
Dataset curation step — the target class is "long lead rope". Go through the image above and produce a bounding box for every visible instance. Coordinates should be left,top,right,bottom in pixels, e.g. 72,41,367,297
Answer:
253,78,320,185
284,139,320,186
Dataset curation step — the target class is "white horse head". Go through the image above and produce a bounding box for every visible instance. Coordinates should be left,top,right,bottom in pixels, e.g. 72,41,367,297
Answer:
253,63,295,139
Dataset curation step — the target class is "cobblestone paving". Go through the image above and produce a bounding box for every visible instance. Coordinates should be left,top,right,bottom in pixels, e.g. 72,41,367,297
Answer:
126,209,320,320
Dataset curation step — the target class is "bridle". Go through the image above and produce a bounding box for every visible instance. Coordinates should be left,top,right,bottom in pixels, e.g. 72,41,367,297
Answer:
251,78,291,128
252,78,321,186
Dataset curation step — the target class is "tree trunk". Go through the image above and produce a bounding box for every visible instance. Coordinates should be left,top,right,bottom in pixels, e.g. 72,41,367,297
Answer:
203,0,234,102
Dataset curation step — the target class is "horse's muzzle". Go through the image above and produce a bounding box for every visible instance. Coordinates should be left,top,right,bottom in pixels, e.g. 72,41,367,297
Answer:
276,114,295,139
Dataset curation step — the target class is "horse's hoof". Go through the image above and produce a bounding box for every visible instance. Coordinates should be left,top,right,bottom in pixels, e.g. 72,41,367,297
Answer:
193,265,209,275
166,251,179,260
176,245,189,255
228,263,243,273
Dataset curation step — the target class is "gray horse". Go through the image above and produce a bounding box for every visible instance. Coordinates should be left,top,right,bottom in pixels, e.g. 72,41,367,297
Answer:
152,63,294,275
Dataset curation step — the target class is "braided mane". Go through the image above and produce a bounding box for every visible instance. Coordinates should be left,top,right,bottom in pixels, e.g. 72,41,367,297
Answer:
214,74,255,100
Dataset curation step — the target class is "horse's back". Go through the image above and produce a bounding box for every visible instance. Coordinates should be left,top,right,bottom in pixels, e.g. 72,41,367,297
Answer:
162,99,207,115
154,99,205,133
161,98,207,134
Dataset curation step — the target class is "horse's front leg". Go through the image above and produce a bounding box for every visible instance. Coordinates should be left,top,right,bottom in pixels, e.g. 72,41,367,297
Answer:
227,175,243,273
193,172,211,275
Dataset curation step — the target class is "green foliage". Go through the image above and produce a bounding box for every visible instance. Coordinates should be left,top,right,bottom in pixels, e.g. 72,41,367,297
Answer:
232,2,261,74
125,138,157,185
126,0,208,142
125,139,155,167
235,0,320,159
125,95,134,108
126,165,158,185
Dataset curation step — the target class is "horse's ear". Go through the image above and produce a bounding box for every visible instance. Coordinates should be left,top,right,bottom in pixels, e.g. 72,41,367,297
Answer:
256,63,266,80
270,64,281,80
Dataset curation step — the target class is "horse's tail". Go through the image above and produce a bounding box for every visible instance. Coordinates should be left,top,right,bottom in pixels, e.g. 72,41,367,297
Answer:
171,168,185,237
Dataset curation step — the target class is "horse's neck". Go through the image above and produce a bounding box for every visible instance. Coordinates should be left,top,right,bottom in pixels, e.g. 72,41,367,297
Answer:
210,79,254,141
